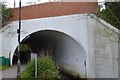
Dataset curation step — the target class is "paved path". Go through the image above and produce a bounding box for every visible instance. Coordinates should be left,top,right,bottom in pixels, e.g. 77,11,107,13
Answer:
0,65,26,78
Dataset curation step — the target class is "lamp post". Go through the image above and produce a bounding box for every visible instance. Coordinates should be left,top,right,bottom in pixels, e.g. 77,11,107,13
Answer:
17,0,21,78
14,0,15,8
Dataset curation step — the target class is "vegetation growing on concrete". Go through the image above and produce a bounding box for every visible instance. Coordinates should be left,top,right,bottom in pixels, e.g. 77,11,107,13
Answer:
103,28,119,42
20,56,60,79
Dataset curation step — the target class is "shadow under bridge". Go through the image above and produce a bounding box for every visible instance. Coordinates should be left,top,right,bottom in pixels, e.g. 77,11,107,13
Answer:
13,30,86,78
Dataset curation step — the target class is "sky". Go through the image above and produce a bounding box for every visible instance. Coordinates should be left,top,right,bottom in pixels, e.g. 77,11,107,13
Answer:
1,0,105,8
1,0,50,7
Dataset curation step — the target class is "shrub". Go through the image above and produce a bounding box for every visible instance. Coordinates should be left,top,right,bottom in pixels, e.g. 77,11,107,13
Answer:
20,56,60,80
1,3,12,27
37,56,60,80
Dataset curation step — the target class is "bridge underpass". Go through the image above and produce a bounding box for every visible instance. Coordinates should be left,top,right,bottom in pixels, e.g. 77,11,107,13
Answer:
1,14,119,78
12,30,86,78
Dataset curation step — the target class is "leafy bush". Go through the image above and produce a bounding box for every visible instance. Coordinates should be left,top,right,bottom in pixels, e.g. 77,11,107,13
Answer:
20,44,31,52
20,56,60,80
20,59,35,78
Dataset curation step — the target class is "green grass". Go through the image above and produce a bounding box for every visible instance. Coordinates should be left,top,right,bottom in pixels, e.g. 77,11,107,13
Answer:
0,66,11,70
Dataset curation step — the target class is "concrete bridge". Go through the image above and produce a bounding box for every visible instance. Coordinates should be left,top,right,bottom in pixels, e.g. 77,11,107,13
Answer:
0,2,119,78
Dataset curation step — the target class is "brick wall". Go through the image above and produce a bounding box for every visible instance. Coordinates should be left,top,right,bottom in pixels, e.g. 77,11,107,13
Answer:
10,2,98,21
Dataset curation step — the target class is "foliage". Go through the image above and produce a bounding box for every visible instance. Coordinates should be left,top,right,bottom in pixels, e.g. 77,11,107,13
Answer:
99,2,120,29
0,2,11,27
20,56,60,79
20,44,31,52
37,56,60,80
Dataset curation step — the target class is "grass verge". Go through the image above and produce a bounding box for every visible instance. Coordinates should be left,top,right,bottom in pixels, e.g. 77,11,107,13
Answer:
0,66,11,70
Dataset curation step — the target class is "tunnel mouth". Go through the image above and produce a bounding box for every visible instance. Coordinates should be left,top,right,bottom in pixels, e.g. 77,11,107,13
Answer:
12,30,86,78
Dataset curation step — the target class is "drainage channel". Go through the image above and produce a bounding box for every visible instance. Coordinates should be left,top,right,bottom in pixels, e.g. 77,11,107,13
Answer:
60,71,86,80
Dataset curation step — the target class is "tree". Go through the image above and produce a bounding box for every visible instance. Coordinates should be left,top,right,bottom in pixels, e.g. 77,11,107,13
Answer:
20,44,31,52
0,2,11,27
100,2,120,30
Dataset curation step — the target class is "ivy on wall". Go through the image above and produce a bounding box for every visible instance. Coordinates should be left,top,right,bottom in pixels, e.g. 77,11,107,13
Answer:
103,28,119,42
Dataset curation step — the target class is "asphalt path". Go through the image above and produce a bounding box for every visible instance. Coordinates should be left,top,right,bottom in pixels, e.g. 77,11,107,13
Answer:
0,65,26,79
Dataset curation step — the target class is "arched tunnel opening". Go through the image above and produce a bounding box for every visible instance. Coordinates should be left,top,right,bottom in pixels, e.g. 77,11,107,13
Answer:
12,30,86,78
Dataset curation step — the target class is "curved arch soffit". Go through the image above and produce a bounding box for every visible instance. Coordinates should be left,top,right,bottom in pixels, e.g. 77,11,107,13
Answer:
21,29,86,54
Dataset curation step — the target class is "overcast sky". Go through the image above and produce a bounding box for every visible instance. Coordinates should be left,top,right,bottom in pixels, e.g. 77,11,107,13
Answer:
1,0,104,8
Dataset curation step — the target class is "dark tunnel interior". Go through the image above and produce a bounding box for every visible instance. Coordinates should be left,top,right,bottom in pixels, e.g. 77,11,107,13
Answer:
13,30,68,64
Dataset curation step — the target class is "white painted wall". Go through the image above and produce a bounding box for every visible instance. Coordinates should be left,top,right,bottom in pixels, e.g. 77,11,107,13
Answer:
0,14,119,78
